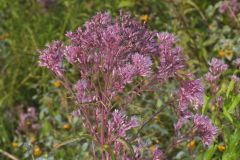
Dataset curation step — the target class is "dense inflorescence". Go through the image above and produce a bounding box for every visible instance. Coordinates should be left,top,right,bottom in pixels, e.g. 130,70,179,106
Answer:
178,79,204,111
157,32,185,81
193,114,218,146
107,110,138,141
205,58,228,86
205,58,228,95
39,41,64,77
39,11,217,159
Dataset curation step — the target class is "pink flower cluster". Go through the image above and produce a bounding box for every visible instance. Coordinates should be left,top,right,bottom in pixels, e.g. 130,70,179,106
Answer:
219,0,240,18
107,110,139,159
157,32,185,80
178,79,204,111
39,41,64,77
175,79,218,146
39,12,185,96
205,58,228,83
39,11,217,158
108,110,138,141
193,115,218,146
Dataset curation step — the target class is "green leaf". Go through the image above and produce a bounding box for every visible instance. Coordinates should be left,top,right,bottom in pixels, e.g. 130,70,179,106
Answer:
228,94,240,113
51,134,94,151
223,107,233,123
216,83,227,96
202,94,210,114
185,0,207,20
226,80,235,98
222,129,240,160
118,0,135,8
203,145,217,160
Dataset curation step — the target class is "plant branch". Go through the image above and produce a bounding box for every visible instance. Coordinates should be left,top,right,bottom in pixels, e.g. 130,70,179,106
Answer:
0,149,20,160
131,106,164,141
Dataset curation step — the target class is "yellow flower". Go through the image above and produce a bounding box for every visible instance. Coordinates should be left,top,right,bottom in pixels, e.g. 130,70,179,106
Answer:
154,116,161,122
26,120,32,126
187,140,196,149
219,50,225,58
140,15,149,22
155,139,160,143
150,145,156,152
208,24,214,30
53,80,61,87
225,49,233,60
218,145,226,152
30,135,37,144
190,129,196,137
12,142,18,149
211,105,215,112
34,146,42,157
63,123,71,130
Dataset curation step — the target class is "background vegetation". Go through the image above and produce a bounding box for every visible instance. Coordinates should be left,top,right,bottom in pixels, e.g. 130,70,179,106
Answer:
0,0,239,159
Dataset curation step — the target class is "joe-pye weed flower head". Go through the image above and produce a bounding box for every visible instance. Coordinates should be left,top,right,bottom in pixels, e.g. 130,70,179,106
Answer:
39,11,217,159
193,114,218,146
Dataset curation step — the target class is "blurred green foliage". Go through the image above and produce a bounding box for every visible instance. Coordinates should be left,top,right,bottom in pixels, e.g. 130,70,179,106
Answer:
0,0,240,159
